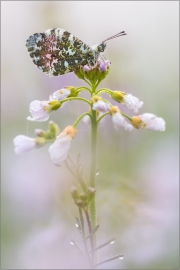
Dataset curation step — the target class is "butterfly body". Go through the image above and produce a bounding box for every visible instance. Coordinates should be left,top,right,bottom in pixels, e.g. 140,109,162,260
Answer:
26,28,106,76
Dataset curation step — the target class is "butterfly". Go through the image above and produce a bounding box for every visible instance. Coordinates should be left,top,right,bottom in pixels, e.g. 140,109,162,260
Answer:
26,28,126,76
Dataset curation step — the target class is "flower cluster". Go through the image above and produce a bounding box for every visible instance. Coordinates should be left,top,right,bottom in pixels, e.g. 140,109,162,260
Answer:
13,121,76,167
14,61,165,167
27,86,78,122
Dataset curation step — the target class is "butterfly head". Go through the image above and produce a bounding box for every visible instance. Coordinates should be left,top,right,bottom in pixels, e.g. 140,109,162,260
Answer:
96,31,127,53
97,42,107,53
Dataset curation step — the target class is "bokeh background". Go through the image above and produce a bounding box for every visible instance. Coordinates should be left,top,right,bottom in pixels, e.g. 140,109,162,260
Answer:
1,1,179,269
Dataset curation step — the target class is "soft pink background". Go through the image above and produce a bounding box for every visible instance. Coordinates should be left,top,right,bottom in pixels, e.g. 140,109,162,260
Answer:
1,1,179,269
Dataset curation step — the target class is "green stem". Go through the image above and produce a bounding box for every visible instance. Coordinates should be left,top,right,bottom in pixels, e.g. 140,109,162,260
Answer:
89,83,98,265
97,112,110,123
89,108,97,221
76,86,92,94
84,78,93,88
61,97,91,106
79,208,93,268
96,88,112,96
122,112,132,121
73,112,91,128
84,209,94,267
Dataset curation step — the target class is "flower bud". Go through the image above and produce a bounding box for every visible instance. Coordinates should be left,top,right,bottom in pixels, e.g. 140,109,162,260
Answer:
99,60,111,72
48,100,61,111
65,86,79,97
74,199,88,209
111,91,124,103
71,186,80,200
80,192,88,202
48,121,60,137
83,65,90,72
35,129,46,137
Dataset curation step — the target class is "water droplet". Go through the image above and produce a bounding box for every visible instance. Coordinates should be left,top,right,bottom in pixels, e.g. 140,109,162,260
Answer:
70,241,74,246
119,255,124,260
110,240,115,244
75,222,79,228
95,167,100,176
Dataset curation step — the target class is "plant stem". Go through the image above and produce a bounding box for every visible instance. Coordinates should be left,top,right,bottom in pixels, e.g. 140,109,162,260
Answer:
89,82,98,265
89,108,97,225
79,208,93,268
84,209,94,267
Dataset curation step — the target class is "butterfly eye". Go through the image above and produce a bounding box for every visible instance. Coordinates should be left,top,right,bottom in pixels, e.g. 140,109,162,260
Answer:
98,45,103,52
97,43,106,52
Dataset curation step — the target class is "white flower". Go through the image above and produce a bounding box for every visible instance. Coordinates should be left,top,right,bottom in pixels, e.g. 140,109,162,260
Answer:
49,88,70,101
13,135,36,154
138,113,166,131
48,126,77,166
123,94,143,113
27,100,51,122
92,100,110,113
112,112,134,131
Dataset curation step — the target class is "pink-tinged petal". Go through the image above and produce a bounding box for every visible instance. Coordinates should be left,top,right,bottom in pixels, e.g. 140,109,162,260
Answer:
27,100,50,122
139,113,166,131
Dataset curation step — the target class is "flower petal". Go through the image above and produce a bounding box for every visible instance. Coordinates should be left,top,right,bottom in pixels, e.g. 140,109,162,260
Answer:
139,113,166,131
92,100,110,113
13,135,36,154
112,112,134,131
27,100,50,122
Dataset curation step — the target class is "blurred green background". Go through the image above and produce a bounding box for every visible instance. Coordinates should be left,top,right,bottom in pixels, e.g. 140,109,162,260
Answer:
1,1,179,269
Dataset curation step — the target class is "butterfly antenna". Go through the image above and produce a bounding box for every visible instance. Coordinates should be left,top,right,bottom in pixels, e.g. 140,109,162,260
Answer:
102,31,127,43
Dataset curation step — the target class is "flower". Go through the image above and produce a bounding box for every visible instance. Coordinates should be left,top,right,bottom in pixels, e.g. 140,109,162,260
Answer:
131,113,166,131
92,96,110,113
48,126,77,166
49,88,70,100
123,94,143,113
93,100,110,112
13,135,45,154
111,91,143,113
99,60,111,71
27,100,61,122
27,100,51,122
110,106,134,131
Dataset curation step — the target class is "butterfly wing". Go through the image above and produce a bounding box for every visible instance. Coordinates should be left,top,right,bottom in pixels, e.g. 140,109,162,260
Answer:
26,28,93,76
